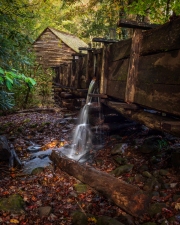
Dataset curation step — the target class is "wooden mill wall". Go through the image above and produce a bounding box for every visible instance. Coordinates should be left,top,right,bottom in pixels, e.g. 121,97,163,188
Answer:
33,28,76,68
103,17,180,117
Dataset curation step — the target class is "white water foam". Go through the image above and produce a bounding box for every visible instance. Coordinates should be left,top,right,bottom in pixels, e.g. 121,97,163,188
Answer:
64,79,96,162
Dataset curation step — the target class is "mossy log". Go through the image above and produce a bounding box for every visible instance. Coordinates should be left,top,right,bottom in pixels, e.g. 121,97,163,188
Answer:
50,150,151,218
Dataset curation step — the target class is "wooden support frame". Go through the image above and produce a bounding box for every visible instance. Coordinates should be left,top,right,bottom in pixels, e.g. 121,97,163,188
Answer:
125,29,142,103
117,19,159,30
92,37,118,43
88,93,108,98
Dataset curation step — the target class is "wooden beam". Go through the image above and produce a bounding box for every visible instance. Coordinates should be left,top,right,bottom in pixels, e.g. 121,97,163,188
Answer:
88,93,108,98
107,101,139,110
92,38,119,43
117,19,160,30
105,101,180,137
125,29,142,103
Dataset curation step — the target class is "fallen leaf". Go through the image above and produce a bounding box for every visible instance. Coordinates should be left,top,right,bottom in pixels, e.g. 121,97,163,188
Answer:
10,219,19,224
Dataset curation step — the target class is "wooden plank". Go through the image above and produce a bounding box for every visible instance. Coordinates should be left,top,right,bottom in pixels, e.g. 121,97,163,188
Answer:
106,80,126,100
140,16,180,55
100,44,109,94
108,38,131,61
125,29,142,103
86,50,94,84
117,19,159,30
138,50,180,85
107,101,139,109
108,58,129,81
134,83,180,116
92,37,118,43
106,101,180,137
95,51,102,83
88,93,108,98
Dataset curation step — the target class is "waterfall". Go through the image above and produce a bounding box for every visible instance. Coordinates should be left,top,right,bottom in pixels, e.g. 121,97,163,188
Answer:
60,78,104,163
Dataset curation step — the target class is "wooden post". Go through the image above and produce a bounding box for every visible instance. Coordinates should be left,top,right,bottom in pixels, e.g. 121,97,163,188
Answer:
100,44,108,94
125,29,142,103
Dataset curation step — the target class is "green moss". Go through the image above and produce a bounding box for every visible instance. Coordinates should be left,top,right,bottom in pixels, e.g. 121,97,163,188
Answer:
0,194,25,212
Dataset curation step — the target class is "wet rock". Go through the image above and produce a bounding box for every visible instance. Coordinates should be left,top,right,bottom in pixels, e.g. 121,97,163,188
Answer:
134,174,145,183
138,164,149,172
111,143,128,155
56,118,67,124
38,206,52,217
113,156,127,165
159,169,169,176
97,215,124,225
111,164,133,177
139,136,162,154
142,171,152,178
27,145,42,153
74,183,87,193
0,194,25,213
23,149,52,174
143,178,161,192
148,203,166,217
31,167,44,175
72,211,93,225
38,154,48,159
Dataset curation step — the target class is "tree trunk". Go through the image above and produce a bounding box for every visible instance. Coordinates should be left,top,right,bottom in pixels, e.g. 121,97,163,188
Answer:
0,135,22,168
50,150,150,218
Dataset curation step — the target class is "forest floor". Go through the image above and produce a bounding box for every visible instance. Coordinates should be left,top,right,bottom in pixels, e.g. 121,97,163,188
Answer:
0,107,180,225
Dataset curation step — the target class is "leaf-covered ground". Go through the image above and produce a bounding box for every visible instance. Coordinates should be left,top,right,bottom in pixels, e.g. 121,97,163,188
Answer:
0,108,180,225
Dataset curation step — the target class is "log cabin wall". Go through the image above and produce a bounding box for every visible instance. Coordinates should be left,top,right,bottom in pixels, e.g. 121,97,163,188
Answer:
33,28,76,68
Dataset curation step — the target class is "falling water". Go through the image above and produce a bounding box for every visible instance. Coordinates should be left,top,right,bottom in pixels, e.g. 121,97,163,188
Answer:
64,79,97,162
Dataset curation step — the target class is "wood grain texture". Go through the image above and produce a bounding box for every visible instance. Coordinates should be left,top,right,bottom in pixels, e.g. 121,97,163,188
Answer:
50,150,151,218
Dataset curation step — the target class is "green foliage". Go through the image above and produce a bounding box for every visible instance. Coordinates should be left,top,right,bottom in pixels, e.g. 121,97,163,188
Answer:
1,0,180,111
0,91,14,110
0,67,36,110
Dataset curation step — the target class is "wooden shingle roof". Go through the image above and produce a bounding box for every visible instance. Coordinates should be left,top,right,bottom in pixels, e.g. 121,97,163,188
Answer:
34,27,88,53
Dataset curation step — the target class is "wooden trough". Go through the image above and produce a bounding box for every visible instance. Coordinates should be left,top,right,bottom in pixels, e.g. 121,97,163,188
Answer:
33,17,180,137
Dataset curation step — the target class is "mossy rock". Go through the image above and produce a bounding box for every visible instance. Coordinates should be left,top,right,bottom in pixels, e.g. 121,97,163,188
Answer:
111,143,128,155
143,177,160,192
113,156,127,165
74,183,87,193
148,203,166,216
72,211,95,225
31,167,44,175
0,194,25,213
142,171,152,178
97,216,124,225
111,164,134,177
139,136,162,154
